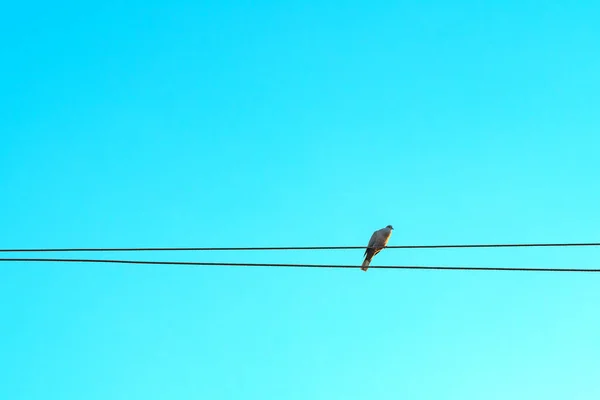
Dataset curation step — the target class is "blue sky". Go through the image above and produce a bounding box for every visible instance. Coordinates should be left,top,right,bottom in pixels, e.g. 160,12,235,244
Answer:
1,1,600,399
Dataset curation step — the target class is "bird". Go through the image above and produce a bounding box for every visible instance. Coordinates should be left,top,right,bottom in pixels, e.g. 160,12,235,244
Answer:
361,225,394,271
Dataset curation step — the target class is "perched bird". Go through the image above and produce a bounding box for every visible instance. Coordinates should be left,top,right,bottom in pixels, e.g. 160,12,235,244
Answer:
361,225,394,271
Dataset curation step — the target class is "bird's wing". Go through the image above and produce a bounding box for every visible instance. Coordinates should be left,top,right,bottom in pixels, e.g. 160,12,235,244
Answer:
376,229,390,246
364,231,378,256
367,231,378,247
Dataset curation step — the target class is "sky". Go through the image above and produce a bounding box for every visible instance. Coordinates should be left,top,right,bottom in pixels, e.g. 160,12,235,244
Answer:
1,1,600,399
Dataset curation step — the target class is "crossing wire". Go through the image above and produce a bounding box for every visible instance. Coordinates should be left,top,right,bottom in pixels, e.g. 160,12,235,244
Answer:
1,258,599,272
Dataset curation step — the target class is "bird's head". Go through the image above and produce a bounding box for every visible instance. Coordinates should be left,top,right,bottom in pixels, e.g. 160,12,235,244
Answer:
386,225,394,230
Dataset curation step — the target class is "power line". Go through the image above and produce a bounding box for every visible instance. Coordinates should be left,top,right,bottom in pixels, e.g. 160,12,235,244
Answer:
1,258,599,272
1,242,600,253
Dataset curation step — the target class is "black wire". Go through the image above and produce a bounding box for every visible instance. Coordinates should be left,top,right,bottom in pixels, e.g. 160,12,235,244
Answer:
1,258,599,272
1,242,600,253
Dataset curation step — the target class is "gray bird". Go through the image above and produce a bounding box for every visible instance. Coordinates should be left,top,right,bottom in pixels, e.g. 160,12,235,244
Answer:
361,225,394,271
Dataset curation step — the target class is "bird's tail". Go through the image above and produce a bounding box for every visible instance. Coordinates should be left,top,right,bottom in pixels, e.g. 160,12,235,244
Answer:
361,258,371,272
361,247,376,272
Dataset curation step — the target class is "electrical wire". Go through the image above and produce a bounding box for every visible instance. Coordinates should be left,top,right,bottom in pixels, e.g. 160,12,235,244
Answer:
1,258,599,272
1,242,600,253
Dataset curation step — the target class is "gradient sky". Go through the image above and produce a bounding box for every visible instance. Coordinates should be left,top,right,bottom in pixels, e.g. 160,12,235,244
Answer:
2,1,600,399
